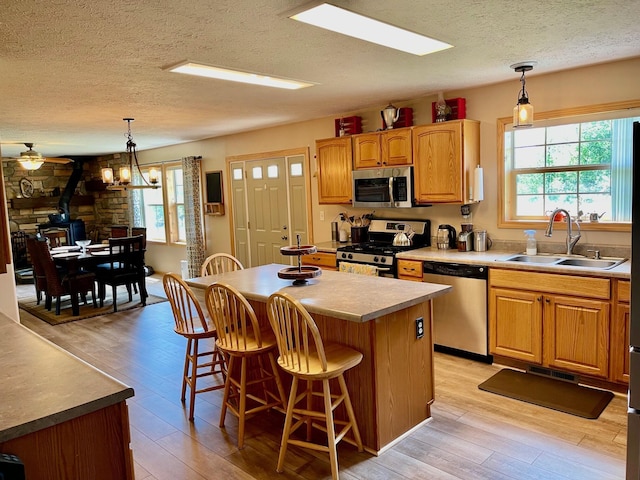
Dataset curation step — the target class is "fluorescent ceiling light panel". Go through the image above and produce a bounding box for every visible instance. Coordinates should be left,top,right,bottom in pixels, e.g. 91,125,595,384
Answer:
290,3,452,56
166,62,315,90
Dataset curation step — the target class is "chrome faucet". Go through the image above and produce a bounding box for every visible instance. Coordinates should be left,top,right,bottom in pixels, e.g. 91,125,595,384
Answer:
545,208,581,255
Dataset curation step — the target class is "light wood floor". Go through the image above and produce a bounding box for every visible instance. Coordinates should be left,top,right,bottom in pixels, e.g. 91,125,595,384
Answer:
17,275,628,480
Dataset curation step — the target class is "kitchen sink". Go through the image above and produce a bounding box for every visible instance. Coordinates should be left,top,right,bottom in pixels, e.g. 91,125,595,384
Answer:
502,254,564,264
498,254,627,270
555,257,626,269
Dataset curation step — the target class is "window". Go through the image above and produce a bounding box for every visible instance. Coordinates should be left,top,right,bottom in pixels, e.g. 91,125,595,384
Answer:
499,101,640,230
136,162,186,244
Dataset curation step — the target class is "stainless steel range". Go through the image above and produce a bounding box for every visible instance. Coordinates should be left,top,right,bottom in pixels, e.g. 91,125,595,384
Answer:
336,219,430,277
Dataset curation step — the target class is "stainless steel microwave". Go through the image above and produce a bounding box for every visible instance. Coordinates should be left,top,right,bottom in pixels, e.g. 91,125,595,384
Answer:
352,166,413,208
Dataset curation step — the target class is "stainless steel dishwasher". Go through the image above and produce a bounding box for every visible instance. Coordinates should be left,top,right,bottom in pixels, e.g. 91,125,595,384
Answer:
423,261,491,362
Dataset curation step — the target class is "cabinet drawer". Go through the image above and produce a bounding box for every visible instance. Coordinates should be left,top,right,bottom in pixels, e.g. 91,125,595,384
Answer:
489,268,610,300
617,280,630,303
397,259,423,279
301,252,337,269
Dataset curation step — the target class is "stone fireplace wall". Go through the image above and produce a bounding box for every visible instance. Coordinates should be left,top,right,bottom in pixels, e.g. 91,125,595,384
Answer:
2,153,131,243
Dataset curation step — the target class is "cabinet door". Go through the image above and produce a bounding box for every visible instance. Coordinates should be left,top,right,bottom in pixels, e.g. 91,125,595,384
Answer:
610,280,630,383
382,128,412,166
489,287,543,363
353,133,382,169
544,295,610,378
316,137,353,204
413,122,463,203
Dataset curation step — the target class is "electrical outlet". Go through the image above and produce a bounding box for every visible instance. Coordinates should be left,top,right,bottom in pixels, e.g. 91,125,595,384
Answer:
415,317,424,339
319,210,325,221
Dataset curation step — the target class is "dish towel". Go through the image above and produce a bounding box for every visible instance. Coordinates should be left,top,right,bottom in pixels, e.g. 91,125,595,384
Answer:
339,261,378,276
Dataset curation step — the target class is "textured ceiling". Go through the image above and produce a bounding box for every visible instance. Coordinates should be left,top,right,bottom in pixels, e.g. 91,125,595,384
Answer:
1,0,640,158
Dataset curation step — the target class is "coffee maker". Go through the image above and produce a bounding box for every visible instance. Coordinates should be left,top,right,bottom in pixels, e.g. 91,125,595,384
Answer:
436,224,457,249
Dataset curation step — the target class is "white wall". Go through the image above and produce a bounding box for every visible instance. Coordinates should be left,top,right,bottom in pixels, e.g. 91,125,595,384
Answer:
0,145,20,322
138,57,640,273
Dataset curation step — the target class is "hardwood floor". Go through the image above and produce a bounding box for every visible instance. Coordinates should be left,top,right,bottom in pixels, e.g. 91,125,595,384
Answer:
17,275,628,479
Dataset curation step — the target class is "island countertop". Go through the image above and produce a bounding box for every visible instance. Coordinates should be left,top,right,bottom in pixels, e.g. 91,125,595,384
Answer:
186,263,451,323
0,313,135,443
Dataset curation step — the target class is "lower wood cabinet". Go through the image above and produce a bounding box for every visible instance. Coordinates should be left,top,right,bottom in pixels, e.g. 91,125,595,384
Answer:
610,279,630,383
489,269,611,379
301,251,337,270
397,259,423,282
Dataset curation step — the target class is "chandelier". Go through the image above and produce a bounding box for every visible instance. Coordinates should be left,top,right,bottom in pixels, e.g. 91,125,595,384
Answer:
101,118,160,190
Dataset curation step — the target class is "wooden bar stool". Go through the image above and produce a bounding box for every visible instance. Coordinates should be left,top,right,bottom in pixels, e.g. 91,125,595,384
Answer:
267,292,363,480
201,253,244,276
205,282,287,448
162,273,226,421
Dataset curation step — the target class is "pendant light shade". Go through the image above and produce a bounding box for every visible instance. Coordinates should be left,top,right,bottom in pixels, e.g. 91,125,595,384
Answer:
511,62,536,128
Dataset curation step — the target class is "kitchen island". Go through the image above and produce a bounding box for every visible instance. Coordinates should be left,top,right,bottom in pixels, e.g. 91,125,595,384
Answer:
186,263,451,454
0,313,135,480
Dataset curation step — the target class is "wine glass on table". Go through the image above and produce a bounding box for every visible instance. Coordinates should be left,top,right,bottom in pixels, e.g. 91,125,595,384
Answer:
76,239,91,255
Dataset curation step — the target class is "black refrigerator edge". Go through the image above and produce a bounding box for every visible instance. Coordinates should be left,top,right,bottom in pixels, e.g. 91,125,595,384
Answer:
628,121,640,479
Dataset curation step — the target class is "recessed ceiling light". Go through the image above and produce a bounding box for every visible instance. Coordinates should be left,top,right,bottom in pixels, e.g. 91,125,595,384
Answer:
164,61,315,90
288,3,453,56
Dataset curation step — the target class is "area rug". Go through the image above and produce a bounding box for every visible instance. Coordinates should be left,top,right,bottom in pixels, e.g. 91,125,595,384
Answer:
19,290,167,326
478,368,614,419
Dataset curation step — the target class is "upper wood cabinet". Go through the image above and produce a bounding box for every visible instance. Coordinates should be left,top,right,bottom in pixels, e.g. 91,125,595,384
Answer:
413,119,480,204
316,136,353,204
353,128,412,169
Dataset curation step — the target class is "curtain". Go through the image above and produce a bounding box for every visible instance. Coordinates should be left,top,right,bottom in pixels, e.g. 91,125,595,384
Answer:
182,156,206,278
610,117,636,221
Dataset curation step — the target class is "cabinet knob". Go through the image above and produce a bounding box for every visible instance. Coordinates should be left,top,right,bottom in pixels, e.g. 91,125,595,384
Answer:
545,298,550,304
537,296,542,302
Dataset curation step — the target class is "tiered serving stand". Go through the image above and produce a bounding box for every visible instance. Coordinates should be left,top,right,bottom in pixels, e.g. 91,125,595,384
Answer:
278,238,322,286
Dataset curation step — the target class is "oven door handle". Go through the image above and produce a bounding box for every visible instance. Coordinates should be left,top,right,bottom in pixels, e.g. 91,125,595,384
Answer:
388,176,395,205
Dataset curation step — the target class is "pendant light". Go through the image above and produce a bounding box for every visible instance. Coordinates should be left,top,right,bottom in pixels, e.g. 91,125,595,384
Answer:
102,118,160,190
511,61,536,128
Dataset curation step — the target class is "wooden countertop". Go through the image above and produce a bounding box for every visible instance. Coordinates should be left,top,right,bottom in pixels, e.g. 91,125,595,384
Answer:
0,314,134,443
396,247,631,279
186,263,451,323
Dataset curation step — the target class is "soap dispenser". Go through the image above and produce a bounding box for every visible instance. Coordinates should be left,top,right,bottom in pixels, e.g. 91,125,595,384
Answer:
524,230,537,255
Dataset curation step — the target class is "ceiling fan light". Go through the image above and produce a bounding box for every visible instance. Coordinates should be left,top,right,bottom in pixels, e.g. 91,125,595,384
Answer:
18,158,44,170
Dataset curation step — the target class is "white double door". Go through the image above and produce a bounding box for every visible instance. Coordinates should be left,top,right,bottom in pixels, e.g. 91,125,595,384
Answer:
230,154,309,268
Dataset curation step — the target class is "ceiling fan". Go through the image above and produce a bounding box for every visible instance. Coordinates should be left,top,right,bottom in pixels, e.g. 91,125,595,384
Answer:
2,143,73,170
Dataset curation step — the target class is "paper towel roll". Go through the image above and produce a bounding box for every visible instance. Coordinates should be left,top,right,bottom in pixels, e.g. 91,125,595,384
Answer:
473,166,484,202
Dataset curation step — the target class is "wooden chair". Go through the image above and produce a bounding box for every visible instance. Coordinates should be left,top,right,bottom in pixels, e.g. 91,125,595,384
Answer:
201,253,244,276
27,237,97,315
95,235,147,312
267,292,363,480
110,225,129,238
131,227,147,249
25,236,48,305
162,273,226,421
204,282,287,448
41,228,68,248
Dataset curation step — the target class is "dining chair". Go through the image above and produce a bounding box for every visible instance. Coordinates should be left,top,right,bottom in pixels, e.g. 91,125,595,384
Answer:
131,227,147,249
25,236,48,305
41,228,68,248
28,237,97,315
162,273,226,421
201,253,244,277
95,235,147,312
204,282,287,448
267,291,363,480
110,225,129,238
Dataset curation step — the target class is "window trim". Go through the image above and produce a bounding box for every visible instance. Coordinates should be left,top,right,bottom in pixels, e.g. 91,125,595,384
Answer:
497,99,640,232
138,161,186,245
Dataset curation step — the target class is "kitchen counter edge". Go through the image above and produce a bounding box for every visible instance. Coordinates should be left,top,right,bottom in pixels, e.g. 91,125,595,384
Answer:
396,247,631,279
0,313,135,443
